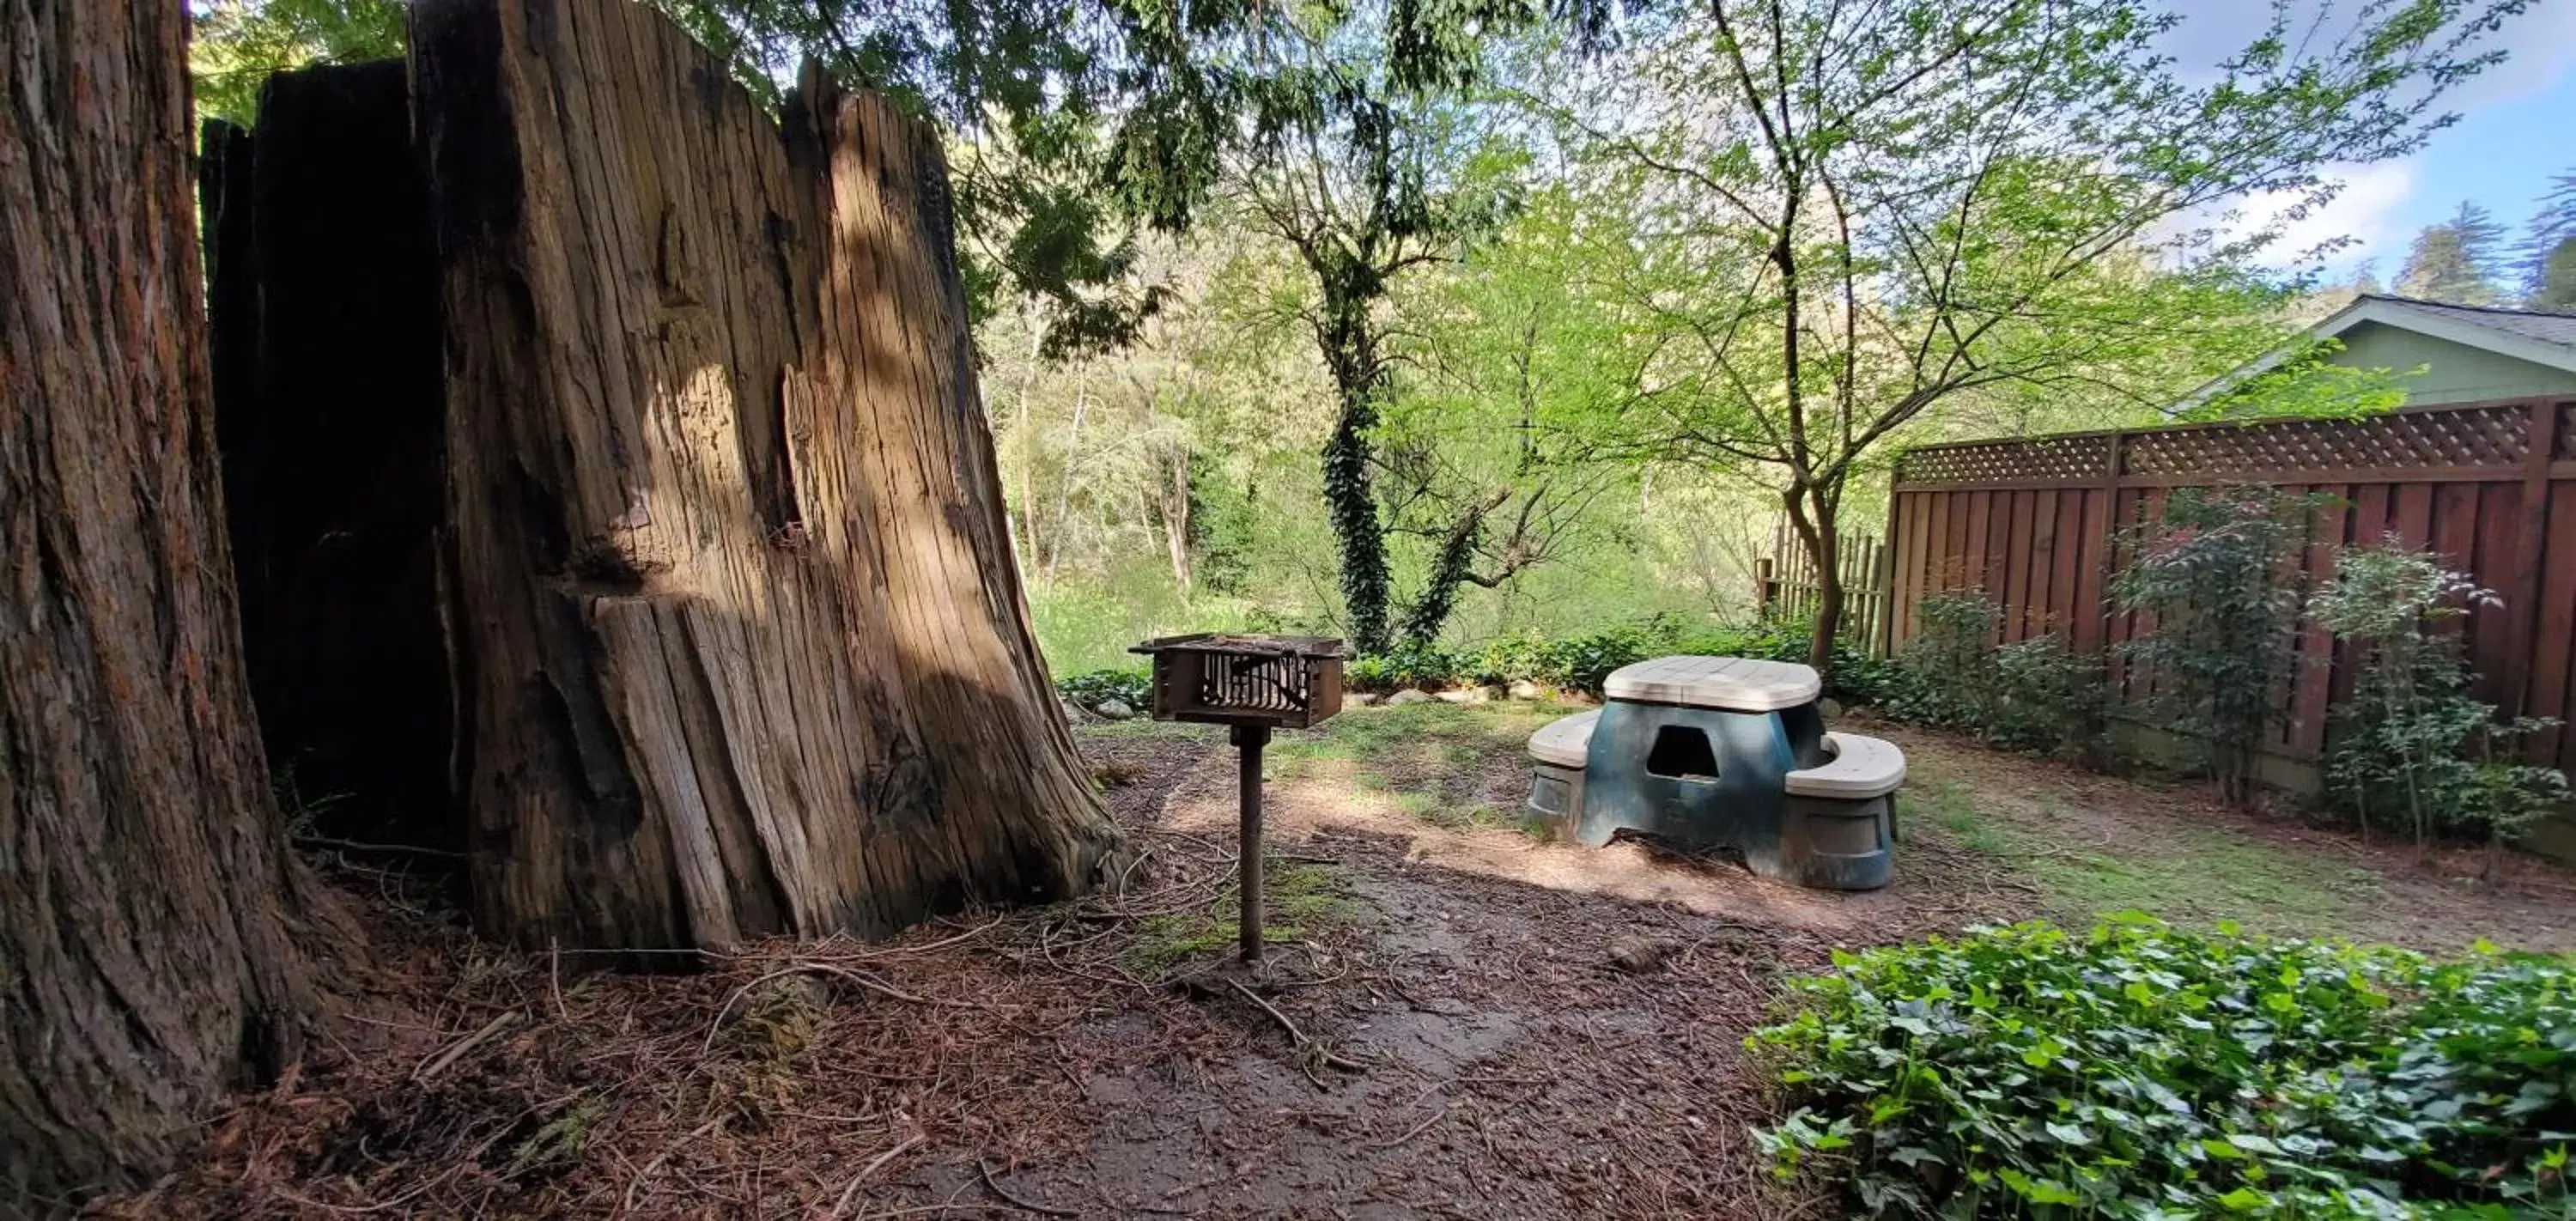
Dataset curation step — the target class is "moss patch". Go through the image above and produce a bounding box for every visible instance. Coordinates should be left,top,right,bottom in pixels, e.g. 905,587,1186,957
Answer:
1123,860,1364,979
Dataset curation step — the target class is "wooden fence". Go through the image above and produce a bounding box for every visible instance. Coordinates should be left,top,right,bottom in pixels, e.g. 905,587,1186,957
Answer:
1886,395,2576,777
1755,520,1894,653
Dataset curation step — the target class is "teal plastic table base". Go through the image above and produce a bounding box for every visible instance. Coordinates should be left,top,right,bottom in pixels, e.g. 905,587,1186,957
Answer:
1558,699,1893,890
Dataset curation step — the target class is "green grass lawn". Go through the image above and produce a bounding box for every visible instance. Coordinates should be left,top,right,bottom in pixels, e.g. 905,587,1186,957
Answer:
1906,772,2387,934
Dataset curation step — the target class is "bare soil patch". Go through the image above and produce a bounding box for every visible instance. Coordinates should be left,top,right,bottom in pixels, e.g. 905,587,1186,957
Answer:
96,703,2572,1219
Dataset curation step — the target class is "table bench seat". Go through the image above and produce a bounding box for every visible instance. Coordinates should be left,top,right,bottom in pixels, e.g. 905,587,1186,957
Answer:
1784,732,1905,799
1526,708,1600,769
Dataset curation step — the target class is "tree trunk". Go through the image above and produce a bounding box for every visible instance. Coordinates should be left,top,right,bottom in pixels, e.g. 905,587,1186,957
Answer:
0,0,331,1203
1156,437,1194,596
1785,486,1844,677
1323,383,1393,653
205,62,453,853
410,0,1118,951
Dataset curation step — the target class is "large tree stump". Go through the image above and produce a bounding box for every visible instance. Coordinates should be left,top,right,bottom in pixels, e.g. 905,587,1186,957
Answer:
410,0,1120,951
204,63,453,852
0,0,330,1202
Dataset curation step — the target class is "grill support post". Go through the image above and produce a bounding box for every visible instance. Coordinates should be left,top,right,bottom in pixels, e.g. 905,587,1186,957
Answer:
1231,723,1270,962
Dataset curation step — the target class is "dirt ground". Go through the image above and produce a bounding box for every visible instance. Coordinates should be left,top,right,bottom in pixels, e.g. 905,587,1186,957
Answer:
96,702,2576,1220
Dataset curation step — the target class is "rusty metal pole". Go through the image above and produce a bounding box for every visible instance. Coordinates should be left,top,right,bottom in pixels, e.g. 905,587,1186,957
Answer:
1232,723,1270,962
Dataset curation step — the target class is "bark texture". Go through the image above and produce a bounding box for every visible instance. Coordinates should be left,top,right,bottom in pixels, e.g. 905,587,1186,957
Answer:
412,0,1120,951
206,63,453,851
0,0,326,1204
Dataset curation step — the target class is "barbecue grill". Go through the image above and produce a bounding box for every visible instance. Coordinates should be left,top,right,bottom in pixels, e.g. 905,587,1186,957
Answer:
1129,634,1346,961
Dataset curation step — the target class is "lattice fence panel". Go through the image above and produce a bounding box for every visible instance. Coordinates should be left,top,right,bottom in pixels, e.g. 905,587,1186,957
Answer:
2120,405,2527,478
1896,433,2113,486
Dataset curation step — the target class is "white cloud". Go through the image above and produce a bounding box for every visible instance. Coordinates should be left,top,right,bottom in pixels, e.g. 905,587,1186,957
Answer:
2444,0,2576,109
2257,160,2421,270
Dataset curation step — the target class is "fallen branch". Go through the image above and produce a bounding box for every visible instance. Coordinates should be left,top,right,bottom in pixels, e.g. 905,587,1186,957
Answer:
620,1115,725,1214
702,961,993,1056
1223,979,1365,1073
831,1133,925,1218
979,1160,1081,1217
412,1011,520,1083
294,835,467,860
1369,1105,1449,1150
268,1166,457,1215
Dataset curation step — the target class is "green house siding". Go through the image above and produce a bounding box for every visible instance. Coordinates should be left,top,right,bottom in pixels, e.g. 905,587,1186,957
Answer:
2328,319,2576,405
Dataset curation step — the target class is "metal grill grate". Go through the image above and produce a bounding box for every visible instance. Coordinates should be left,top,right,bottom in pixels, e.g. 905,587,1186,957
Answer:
1198,653,1309,715
1130,633,1346,730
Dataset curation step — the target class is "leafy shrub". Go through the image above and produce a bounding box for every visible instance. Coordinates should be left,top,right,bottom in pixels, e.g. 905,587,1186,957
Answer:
1332,611,1879,699
1056,667,1151,710
1988,634,2108,757
1752,916,2576,1219
2308,539,2569,858
1882,591,2104,756
2112,486,2320,807
1886,592,2005,729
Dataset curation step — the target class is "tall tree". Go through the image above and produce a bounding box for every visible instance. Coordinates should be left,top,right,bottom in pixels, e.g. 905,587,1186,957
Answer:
1235,32,1520,653
2,0,333,1204
1552,0,2520,672
1382,186,1634,646
644,0,1613,356
2518,168,2576,308
2396,200,2508,305
2531,236,2576,311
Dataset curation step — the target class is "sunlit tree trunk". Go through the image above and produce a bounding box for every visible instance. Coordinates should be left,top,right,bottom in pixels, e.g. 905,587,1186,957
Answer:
409,0,1117,951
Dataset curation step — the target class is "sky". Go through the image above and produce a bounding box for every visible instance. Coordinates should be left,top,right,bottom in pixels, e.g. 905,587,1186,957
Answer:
2165,0,2576,282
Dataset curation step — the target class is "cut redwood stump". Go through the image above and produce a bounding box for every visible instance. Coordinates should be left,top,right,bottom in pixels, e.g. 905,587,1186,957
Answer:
2,0,336,1200
405,0,1120,951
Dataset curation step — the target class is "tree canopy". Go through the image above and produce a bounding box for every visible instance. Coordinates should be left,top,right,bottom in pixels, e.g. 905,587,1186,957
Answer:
2397,200,2510,305
190,0,2548,674
1527,0,2518,665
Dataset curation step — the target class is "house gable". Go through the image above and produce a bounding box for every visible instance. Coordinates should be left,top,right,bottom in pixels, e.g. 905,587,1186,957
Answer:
2330,319,2576,405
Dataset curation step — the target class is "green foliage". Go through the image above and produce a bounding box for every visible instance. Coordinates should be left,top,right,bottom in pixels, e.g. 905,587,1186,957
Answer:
1337,614,1837,696
1056,667,1151,711
2397,201,2511,307
1884,592,2007,729
2111,487,2321,807
1752,917,2576,1219
2182,339,2417,425
1542,0,2516,670
2308,540,2568,853
1882,592,2103,757
190,0,405,124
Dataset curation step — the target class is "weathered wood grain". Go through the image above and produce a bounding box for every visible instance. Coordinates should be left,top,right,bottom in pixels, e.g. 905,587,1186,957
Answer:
412,0,1119,951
